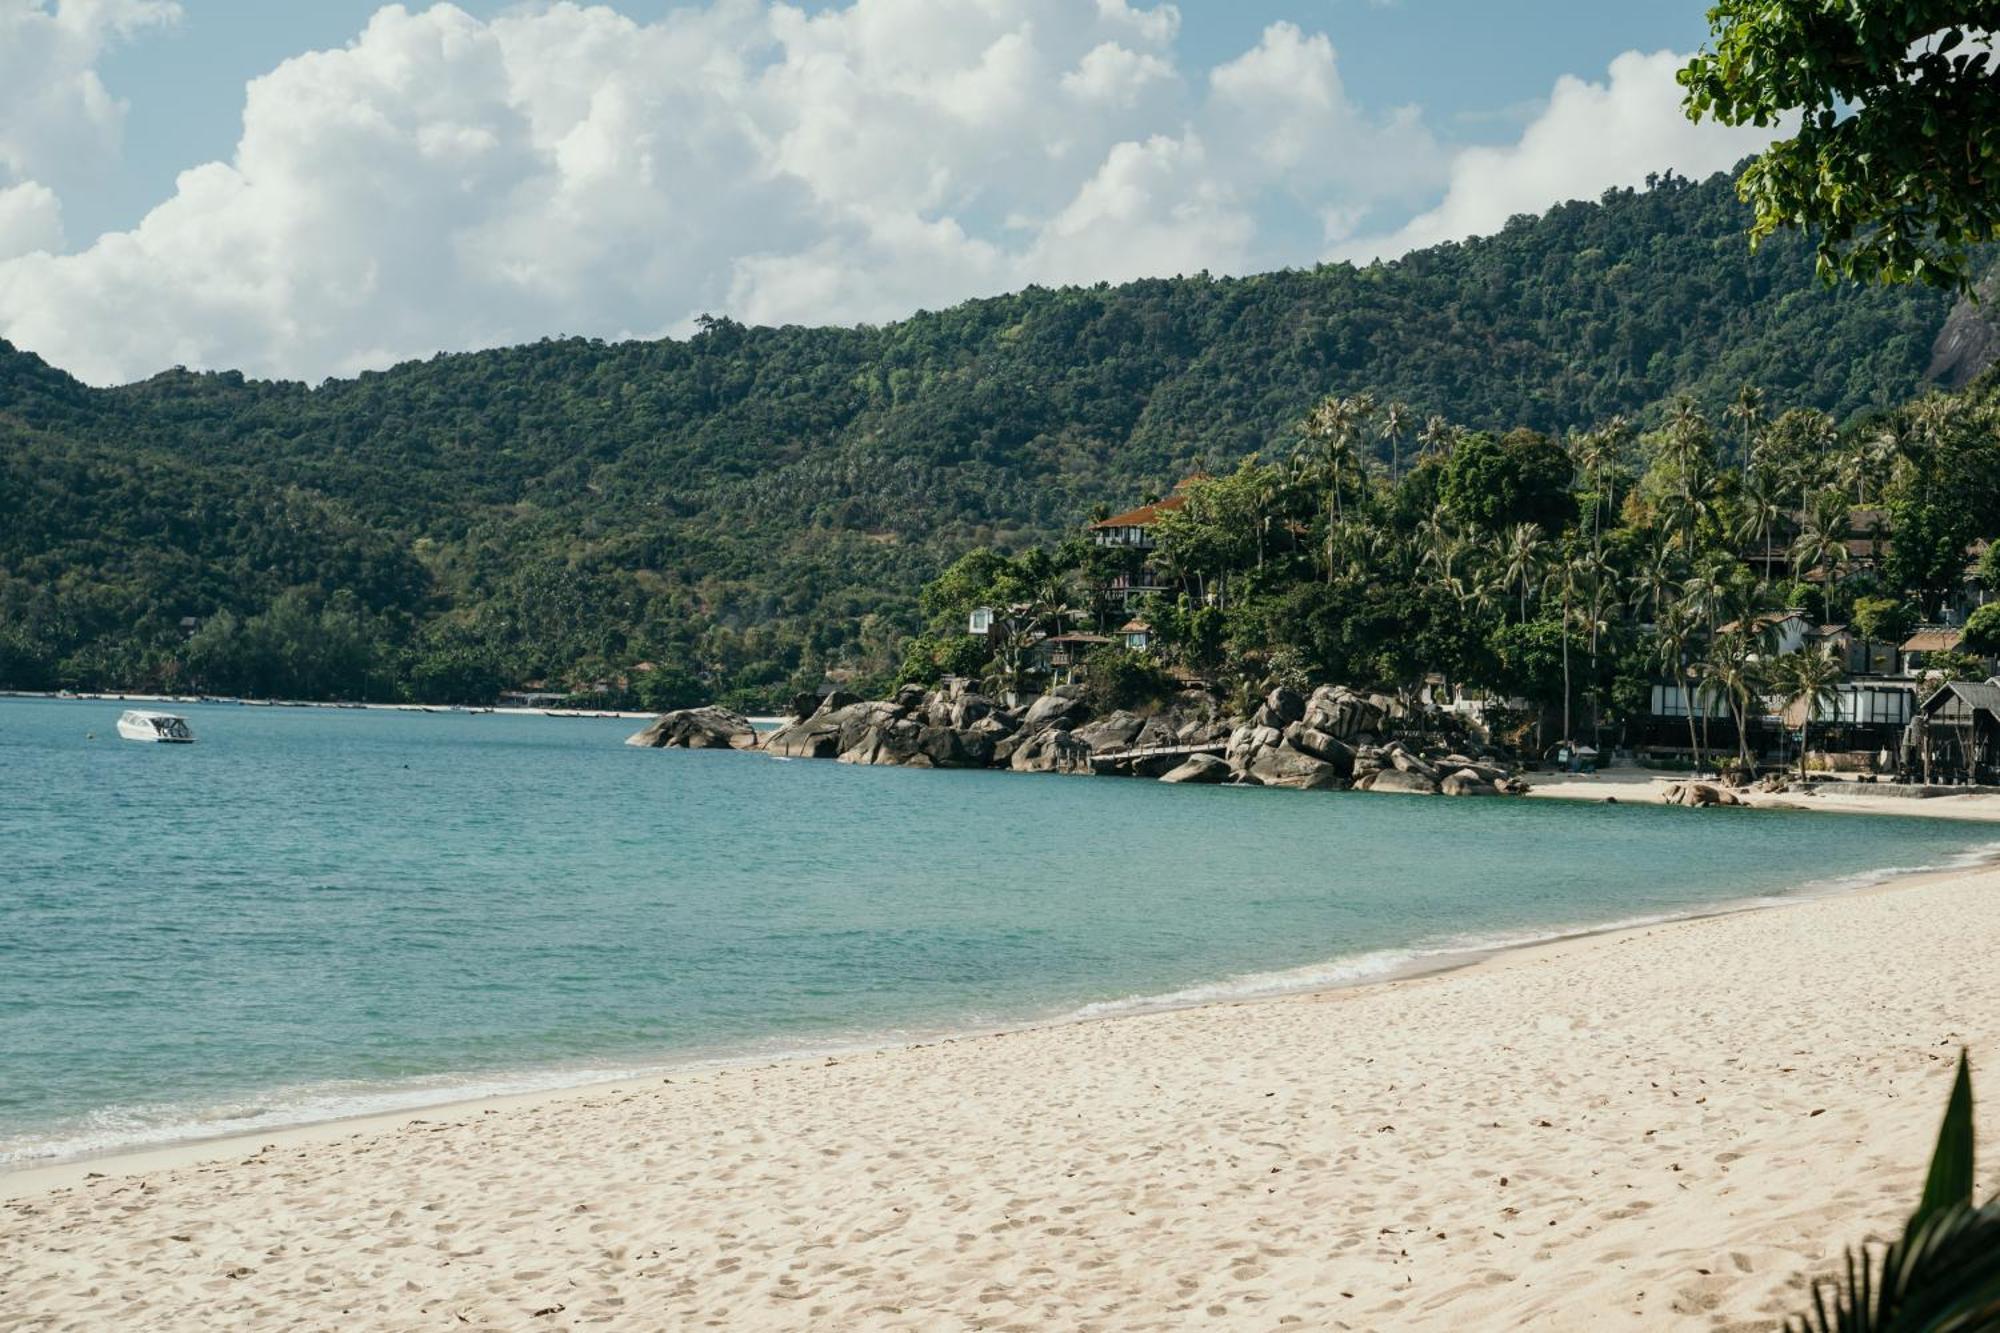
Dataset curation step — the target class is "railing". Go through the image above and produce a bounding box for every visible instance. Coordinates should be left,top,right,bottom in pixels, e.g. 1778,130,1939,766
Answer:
1091,741,1227,764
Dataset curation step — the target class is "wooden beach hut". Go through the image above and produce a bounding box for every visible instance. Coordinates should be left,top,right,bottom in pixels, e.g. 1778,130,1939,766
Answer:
1910,680,2000,784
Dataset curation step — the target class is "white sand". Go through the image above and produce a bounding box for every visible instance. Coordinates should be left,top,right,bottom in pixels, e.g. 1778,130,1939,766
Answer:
1526,766,2000,822
6,866,1999,1330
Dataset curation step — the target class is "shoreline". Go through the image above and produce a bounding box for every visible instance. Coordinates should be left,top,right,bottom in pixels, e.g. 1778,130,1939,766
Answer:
8,863,2000,1327
6,843,1990,1201
0,689,655,720
1525,764,2000,821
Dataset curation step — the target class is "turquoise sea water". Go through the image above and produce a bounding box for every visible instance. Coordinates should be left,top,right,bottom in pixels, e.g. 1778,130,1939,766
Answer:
2,695,1994,1166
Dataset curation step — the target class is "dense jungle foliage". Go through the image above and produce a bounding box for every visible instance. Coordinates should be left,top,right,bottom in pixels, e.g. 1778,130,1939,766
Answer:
908,376,2000,768
0,169,1974,708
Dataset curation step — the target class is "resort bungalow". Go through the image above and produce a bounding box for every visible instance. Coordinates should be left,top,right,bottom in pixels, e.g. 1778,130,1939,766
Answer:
1897,626,1993,677
1716,608,1812,657
968,605,995,638
1907,680,2000,784
1032,632,1113,683
1119,619,1152,651
1090,475,1205,611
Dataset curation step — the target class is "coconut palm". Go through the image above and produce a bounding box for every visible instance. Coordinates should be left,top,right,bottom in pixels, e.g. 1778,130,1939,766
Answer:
1735,472,1783,575
1299,395,1367,549
1630,541,1682,627
1381,400,1412,484
1725,383,1766,472
1417,414,1456,463
1500,522,1547,623
1789,489,1853,587
1770,645,1845,781
1698,638,1762,771
1543,552,1592,763
1655,603,1705,774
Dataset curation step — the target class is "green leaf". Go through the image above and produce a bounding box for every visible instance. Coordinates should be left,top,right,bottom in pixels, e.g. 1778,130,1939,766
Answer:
1915,1050,1975,1231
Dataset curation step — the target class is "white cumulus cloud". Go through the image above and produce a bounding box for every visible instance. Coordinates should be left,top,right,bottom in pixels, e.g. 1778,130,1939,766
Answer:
0,0,179,191
0,182,64,259
1337,50,1786,262
0,4,1784,386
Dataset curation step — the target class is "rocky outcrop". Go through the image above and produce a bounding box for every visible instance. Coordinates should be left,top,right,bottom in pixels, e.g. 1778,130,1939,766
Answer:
1664,780,1743,807
625,706,760,750
635,673,1526,800
1071,710,1148,755
1008,726,1095,775
1355,767,1439,795
1440,768,1499,797
1928,278,2000,389
1244,742,1344,790
1160,753,1231,784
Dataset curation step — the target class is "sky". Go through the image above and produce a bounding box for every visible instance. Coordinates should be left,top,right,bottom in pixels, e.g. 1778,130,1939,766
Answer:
0,0,1782,386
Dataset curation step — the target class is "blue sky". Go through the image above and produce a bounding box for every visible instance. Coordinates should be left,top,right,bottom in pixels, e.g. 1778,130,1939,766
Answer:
1,1,1768,385
87,1,1717,240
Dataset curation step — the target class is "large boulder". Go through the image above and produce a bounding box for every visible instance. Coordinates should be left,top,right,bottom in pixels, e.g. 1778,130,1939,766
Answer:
1386,745,1439,781
814,689,862,716
1665,781,1742,807
949,693,1003,730
1009,727,1095,775
1440,768,1499,796
1022,692,1090,730
1363,767,1439,796
1243,743,1343,791
1440,754,1512,785
625,707,760,751
1254,686,1305,729
1306,686,1385,740
918,725,993,769
762,716,843,758
1284,723,1355,775
1160,753,1231,784
1226,724,1283,766
765,691,888,757
1072,710,1147,754
837,718,922,766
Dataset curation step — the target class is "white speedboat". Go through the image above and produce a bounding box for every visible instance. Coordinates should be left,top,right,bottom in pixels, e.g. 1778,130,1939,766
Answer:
116,710,195,743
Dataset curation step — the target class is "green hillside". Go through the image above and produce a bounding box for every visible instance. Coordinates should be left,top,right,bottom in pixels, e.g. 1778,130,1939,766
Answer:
0,170,1966,705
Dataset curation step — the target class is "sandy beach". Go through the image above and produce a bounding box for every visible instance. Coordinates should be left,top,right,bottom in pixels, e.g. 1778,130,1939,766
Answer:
1527,766,2000,822
3,858,1997,1331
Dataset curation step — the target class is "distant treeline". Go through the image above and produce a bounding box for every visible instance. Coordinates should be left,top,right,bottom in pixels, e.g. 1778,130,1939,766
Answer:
0,168,1967,708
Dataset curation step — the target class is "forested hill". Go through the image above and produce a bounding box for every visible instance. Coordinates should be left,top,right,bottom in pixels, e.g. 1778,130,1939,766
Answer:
0,169,1974,706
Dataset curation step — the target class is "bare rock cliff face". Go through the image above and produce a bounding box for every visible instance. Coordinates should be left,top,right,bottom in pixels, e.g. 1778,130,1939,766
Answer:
1927,277,2000,389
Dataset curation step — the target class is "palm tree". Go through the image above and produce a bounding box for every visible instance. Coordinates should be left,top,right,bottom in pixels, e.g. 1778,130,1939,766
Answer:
1500,522,1547,623
1789,488,1852,588
1300,395,1360,551
1725,383,1766,473
1629,541,1681,627
1655,604,1705,775
1699,637,1762,772
1417,414,1456,463
1734,472,1782,575
1381,401,1412,484
1770,646,1845,781
1580,547,1622,749
1544,552,1590,763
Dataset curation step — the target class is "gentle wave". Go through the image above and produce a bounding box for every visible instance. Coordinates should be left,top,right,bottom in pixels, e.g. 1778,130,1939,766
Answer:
9,840,2000,1171
1062,838,2000,1022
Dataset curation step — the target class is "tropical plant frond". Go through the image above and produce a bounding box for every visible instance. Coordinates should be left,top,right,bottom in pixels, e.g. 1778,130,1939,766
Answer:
1787,1052,2000,1333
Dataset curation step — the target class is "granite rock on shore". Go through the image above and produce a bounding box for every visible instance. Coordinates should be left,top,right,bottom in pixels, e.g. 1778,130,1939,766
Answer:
632,678,1528,796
